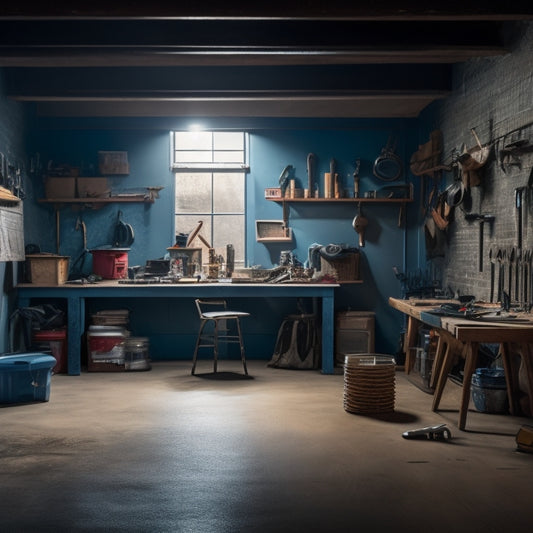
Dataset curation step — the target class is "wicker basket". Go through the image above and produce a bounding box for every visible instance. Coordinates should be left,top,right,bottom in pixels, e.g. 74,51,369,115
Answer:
319,252,360,281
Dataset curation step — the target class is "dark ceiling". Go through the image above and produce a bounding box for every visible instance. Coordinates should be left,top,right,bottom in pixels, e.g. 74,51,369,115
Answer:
0,2,531,118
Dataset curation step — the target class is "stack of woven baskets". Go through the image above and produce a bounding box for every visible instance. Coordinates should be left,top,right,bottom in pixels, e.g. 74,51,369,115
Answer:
343,354,396,414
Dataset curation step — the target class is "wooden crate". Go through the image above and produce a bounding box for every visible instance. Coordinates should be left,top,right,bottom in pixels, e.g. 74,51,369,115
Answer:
320,252,360,281
45,177,76,199
26,254,70,285
255,220,292,242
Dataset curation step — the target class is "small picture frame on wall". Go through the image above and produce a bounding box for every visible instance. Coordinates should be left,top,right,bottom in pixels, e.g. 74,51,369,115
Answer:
98,151,130,175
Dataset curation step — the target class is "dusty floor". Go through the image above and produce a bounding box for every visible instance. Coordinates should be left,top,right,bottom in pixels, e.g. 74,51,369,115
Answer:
1,360,532,533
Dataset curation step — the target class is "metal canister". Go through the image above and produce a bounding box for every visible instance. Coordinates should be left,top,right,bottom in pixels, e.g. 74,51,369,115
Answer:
124,337,151,371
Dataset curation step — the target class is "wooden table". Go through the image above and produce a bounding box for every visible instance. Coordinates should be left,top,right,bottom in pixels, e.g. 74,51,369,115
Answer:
389,297,533,430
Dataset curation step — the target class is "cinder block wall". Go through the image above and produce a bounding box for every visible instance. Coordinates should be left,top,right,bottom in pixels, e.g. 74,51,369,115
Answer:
420,21,533,304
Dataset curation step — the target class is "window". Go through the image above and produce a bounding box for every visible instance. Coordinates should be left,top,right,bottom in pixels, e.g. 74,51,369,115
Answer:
171,131,248,271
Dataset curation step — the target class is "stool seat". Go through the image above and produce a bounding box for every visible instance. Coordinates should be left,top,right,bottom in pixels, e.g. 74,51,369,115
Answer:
201,311,250,319
191,299,249,375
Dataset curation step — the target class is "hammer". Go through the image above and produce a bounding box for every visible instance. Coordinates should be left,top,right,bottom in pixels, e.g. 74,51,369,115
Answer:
464,214,495,272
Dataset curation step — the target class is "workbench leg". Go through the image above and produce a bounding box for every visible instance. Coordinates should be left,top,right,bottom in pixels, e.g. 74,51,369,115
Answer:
67,296,83,376
432,342,457,411
459,342,479,431
500,343,517,415
518,343,533,417
321,294,334,374
430,333,446,390
403,316,420,374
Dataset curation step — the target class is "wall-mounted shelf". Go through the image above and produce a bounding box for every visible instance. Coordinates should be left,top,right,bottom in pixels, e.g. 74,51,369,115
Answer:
39,196,155,205
265,183,414,204
267,197,412,204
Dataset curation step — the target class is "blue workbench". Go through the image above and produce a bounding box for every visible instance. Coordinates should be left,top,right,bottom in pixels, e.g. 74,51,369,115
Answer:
16,281,339,375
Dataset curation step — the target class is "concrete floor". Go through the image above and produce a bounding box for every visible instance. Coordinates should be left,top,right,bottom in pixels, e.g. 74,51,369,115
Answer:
1,360,532,533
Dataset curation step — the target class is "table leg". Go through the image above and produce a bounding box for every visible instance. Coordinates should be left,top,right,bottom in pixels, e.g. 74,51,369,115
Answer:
67,296,83,375
518,343,533,416
459,341,479,430
500,343,517,415
430,333,446,389
404,316,420,374
321,293,334,374
432,341,457,411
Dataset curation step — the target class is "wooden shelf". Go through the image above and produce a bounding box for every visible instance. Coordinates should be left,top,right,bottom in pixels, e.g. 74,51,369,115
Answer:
39,196,154,205
266,197,412,204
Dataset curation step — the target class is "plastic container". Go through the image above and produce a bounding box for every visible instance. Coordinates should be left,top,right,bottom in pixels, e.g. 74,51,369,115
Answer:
90,249,129,279
0,353,57,403
124,337,151,371
471,368,508,414
32,328,68,374
87,329,126,372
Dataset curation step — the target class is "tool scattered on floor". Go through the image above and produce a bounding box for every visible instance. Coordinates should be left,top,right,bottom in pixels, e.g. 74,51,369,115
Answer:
402,423,452,441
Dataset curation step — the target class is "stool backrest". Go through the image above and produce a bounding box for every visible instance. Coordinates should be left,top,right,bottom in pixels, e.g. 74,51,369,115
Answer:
195,299,228,318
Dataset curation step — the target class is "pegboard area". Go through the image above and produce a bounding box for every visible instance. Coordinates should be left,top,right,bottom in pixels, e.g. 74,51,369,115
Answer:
423,22,533,306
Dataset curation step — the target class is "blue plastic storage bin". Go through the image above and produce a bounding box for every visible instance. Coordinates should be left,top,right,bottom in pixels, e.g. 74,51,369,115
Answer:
0,353,57,404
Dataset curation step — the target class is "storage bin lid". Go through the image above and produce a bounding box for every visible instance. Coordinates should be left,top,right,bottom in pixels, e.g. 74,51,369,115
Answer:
0,353,57,371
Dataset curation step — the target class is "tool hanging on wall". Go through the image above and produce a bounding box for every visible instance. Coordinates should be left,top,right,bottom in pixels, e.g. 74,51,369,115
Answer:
69,217,90,279
457,128,491,188
113,210,134,248
353,158,361,198
352,202,368,247
374,136,403,181
464,213,495,273
306,153,316,196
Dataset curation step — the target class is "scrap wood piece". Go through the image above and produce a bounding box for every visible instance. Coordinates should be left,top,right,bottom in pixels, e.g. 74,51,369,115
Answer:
0,185,20,203
410,130,448,177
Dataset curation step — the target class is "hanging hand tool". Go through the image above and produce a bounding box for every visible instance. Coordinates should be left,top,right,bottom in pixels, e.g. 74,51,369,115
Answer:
508,247,515,302
464,213,495,272
526,250,533,313
489,247,495,303
515,247,522,306
306,153,316,195
352,202,368,247
496,249,503,303
353,158,361,198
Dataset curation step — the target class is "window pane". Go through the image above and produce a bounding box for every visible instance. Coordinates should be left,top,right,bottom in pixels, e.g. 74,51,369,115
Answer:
175,173,211,212
174,150,213,163
175,131,212,151
214,150,244,163
214,132,243,150
213,173,244,213
213,215,244,264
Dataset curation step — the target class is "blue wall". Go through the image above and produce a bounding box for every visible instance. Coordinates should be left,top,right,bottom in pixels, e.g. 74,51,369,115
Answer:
20,117,420,360
0,110,428,362
0,71,32,353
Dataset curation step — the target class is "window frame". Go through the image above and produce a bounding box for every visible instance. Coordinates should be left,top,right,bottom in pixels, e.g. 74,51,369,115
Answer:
170,131,250,172
171,130,249,268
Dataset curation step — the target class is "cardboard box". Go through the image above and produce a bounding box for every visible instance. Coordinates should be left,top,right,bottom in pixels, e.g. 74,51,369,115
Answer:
45,177,76,199
98,151,129,175
77,177,110,199
0,353,56,403
26,254,70,285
